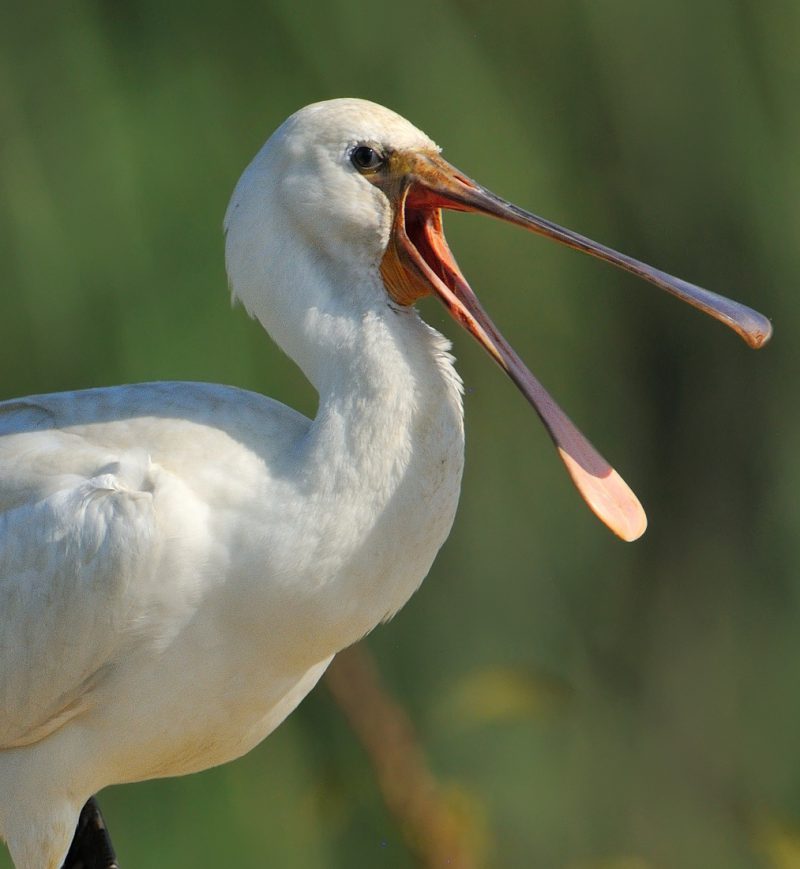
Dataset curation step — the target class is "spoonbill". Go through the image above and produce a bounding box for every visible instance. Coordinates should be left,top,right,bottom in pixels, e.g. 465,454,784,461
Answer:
0,98,771,868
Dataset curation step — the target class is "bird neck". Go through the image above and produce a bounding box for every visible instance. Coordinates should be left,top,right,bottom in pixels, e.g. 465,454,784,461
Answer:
305,302,464,488
228,241,466,657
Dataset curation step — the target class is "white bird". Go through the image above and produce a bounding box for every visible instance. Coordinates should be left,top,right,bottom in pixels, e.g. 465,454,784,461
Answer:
0,98,770,869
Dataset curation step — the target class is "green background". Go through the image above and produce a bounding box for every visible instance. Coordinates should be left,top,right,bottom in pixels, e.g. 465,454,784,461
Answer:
1,2,797,867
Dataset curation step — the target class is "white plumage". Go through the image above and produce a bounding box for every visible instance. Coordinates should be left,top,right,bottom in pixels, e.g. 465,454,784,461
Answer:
1,101,466,869
0,98,770,868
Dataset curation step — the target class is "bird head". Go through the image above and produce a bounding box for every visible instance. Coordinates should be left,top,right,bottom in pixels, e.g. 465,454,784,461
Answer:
225,98,771,541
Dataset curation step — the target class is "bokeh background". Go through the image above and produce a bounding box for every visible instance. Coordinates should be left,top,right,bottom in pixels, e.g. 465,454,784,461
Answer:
1,2,798,867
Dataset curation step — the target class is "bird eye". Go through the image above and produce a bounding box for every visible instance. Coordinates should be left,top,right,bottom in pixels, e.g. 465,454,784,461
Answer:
350,145,385,172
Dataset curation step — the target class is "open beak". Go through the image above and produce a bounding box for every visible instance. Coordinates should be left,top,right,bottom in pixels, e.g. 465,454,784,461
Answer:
376,150,772,542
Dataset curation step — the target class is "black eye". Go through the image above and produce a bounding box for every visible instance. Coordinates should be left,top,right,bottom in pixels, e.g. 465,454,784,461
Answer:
350,145,384,172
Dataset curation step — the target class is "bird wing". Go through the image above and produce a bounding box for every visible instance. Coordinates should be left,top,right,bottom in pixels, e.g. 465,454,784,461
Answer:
0,382,309,749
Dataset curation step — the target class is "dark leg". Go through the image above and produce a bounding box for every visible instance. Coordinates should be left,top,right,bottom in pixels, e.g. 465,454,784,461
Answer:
61,796,120,869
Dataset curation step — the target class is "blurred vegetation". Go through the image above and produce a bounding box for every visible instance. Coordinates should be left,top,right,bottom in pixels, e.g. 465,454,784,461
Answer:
1,1,798,867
